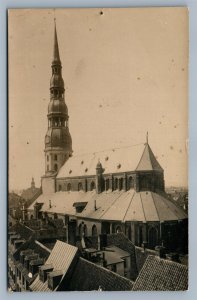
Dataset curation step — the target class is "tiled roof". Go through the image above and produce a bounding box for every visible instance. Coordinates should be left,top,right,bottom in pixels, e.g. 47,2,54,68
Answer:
132,255,188,291
65,257,133,291
30,240,78,291
29,190,187,222
57,143,162,178
9,223,35,241
135,246,157,273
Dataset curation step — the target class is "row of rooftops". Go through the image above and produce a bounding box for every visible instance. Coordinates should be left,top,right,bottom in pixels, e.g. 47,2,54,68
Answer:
8,225,188,291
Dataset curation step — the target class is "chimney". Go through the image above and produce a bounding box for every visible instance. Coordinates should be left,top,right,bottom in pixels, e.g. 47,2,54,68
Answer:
142,241,148,252
155,245,166,258
47,270,63,290
99,234,107,250
39,264,54,282
102,252,107,268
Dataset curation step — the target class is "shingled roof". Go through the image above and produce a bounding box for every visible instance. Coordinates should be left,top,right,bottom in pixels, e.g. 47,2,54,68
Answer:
65,257,133,291
132,255,188,291
57,143,162,178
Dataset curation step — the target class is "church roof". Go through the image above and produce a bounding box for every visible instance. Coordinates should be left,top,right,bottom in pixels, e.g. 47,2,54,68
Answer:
28,190,187,222
57,143,163,178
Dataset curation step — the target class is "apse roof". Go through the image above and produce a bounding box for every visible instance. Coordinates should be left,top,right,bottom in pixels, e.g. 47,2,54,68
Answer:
57,143,163,178
28,190,187,222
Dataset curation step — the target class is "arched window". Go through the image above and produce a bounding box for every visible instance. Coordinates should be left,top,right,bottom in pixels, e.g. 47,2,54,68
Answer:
139,226,143,247
118,178,123,190
116,225,122,233
148,227,158,249
128,176,134,189
114,178,118,190
54,164,58,171
47,155,49,162
59,185,62,191
47,165,49,172
54,154,57,161
105,179,110,191
90,181,95,191
92,225,98,237
78,182,83,191
67,183,71,191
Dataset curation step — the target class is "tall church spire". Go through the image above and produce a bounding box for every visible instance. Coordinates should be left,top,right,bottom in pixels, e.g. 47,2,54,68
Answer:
44,21,72,176
52,19,61,65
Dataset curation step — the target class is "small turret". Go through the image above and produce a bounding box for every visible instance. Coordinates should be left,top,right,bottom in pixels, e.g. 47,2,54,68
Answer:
96,160,104,194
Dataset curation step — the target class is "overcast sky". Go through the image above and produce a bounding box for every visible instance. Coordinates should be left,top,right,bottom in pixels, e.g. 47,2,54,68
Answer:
9,8,188,191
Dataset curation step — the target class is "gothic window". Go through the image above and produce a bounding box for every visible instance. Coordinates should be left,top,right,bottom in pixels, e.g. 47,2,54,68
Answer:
78,223,83,238
92,225,98,237
78,182,83,191
47,155,49,162
83,224,88,237
128,176,134,189
118,178,123,190
106,179,110,191
148,227,158,249
139,226,143,247
67,183,71,191
54,154,57,161
90,181,95,191
54,164,58,171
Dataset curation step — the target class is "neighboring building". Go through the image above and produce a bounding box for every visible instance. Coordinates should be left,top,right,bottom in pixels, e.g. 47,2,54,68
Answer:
8,224,51,292
27,23,188,253
132,255,188,291
21,178,41,208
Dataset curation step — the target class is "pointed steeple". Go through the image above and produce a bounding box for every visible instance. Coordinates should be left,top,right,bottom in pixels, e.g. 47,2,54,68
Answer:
52,19,61,65
136,143,163,172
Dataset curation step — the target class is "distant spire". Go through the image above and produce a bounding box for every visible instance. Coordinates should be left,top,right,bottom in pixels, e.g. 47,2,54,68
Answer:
53,18,61,64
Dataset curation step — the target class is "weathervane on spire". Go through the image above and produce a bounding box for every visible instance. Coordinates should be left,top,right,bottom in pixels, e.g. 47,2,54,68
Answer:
146,131,149,144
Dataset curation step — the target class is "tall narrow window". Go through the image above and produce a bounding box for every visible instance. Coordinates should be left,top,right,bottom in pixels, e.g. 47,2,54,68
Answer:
114,178,118,190
67,183,71,191
54,164,58,171
47,155,49,162
90,181,95,191
106,179,110,191
92,225,98,236
128,176,134,189
54,154,57,161
78,182,83,191
119,178,123,190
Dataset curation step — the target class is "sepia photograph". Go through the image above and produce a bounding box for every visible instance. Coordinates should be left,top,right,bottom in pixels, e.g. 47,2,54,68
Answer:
8,7,188,292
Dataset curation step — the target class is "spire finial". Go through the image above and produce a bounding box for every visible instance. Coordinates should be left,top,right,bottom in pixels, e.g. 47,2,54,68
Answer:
146,131,149,144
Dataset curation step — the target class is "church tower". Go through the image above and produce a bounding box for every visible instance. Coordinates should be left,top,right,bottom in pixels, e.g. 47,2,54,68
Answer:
44,21,72,176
